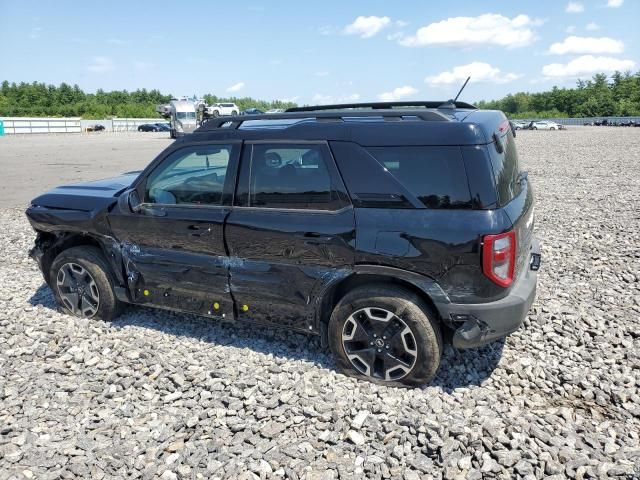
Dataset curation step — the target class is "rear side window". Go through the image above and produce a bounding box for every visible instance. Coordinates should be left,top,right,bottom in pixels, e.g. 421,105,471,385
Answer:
489,131,521,205
235,143,349,210
366,146,472,209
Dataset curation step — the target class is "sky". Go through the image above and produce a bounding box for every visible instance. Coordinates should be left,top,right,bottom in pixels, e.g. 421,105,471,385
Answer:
0,0,638,104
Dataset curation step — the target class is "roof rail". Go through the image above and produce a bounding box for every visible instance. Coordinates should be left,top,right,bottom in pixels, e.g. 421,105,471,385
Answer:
198,109,452,131
285,101,477,112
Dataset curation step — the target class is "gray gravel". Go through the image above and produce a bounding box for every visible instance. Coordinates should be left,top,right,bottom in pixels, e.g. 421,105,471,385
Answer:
1,127,640,479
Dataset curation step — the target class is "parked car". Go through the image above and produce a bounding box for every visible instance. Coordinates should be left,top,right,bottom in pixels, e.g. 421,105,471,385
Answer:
86,124,105,132
531,121,562,130
25,100,540,387
242,108,265,115
265,108,285,114
138,124,162,132
512,120,528,130
155,123,171,131
207,103,239,117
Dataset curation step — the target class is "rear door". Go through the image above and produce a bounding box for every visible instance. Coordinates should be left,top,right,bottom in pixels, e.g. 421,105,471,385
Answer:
225,141,355,332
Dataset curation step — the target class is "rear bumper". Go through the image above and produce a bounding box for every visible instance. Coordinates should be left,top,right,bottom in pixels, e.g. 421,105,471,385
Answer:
439,239,541,349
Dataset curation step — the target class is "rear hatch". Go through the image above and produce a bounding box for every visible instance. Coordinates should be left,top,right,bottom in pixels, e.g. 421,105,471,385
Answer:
488,124,535,279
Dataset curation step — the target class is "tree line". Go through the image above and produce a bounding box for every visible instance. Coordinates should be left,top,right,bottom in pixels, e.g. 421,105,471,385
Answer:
477,71,640,119
0,81,298,119
2,72,639,119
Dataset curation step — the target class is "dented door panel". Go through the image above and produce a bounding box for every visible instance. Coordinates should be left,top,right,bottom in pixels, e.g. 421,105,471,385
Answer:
108,206,233,318
224,208,356,332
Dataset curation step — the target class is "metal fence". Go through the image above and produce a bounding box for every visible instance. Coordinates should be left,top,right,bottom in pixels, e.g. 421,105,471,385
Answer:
0,117,169,134
0,117,82,134
517,116,640,126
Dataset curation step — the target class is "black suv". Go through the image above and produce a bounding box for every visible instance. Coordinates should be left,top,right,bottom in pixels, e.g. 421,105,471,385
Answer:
25,101,540,386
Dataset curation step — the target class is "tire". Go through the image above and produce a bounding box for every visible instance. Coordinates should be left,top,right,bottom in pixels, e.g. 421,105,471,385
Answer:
50,246,124,321
212,110,219,117
328,284,442,387
231,110,238,116
532,126,537,130
550,127,555,130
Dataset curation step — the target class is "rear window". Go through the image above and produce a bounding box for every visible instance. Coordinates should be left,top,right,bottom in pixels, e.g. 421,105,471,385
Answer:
489,131,521,205
366,146,472,209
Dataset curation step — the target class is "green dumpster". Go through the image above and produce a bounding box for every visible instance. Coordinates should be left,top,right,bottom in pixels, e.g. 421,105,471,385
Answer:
0,120,4,136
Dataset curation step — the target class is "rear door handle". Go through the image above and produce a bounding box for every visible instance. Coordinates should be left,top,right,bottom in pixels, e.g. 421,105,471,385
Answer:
298,232,332,243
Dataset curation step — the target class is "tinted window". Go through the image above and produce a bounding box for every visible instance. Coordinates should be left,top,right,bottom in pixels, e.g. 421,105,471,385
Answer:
489,131,521,205
238,143,345,210
366,146,472,209
145,144,233,206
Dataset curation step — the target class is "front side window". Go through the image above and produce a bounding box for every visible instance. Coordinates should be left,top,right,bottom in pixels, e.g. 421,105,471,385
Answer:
237,143,346,210
366,146,473,209
145,144,233,206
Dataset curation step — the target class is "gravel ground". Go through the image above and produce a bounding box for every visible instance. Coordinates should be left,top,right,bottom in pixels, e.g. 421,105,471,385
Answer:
1,127,639,479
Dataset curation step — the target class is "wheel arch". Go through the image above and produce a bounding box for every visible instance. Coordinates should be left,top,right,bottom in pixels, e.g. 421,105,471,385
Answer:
315,265,450,347
35,231,116,286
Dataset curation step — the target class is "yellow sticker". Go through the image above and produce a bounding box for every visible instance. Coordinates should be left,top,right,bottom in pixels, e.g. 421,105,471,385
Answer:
143,289,150,296
213,302,220,310
242,304,249,312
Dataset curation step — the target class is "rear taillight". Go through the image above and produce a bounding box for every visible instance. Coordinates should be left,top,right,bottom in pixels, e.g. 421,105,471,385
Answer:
482,230,516,287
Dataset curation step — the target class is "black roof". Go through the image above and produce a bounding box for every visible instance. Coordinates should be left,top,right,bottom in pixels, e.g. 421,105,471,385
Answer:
191,102,506,146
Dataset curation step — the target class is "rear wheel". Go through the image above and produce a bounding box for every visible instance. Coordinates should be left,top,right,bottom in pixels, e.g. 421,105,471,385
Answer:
50,246,123,321
328,285,442,387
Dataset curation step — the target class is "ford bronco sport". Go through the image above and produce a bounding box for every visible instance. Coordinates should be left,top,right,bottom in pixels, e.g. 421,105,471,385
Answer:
25,101,540,386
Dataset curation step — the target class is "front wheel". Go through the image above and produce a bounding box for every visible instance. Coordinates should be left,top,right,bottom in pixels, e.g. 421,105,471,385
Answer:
50,246,123,321
231,110,238,116
328,285,442,387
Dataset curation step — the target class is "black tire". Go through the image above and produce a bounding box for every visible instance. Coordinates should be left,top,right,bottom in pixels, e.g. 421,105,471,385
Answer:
49,246,124,321
328,284,442,387
231,110,238,116
212,110,219,117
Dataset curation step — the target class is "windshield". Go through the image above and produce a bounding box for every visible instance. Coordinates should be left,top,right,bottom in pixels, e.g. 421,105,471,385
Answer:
176,111,196,120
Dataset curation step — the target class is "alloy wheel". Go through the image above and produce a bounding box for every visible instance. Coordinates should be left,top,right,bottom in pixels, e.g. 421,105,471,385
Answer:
342,307,418,381
56,262,100,317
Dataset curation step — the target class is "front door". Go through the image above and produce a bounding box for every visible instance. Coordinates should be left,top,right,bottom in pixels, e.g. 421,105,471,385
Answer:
225,141,356,332
108,142,240,319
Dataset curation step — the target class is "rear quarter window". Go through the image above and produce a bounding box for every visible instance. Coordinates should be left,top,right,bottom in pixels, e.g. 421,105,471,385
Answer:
366,146,472,209
489,131,521,205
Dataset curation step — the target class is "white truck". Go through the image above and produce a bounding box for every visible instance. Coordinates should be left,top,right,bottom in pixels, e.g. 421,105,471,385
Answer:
206,102,240,117
156,99,198,138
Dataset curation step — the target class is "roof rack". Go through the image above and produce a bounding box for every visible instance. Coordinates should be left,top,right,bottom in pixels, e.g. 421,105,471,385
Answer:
285,100,477,112
199,109,452,130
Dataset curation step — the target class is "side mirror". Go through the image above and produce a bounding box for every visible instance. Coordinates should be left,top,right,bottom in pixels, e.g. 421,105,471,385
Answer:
125,189,142,213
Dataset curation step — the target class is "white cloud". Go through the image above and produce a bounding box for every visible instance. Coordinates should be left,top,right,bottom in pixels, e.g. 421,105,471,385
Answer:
399,14,539,48
548,36,624,55
585,22,600,31
87,57,114,73
344,16,391,38
226,82,245,93
387,32,405,41
607,0,623,7
318,25,335,36
566,2,584,13
425,62,521,86
378,86,419,101
395,20,408,28
542,55,635,77
312,93,361,104
566,25,576,33
29,27,42,40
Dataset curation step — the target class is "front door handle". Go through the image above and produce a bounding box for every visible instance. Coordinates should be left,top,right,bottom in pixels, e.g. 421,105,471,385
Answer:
188,225,212,237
